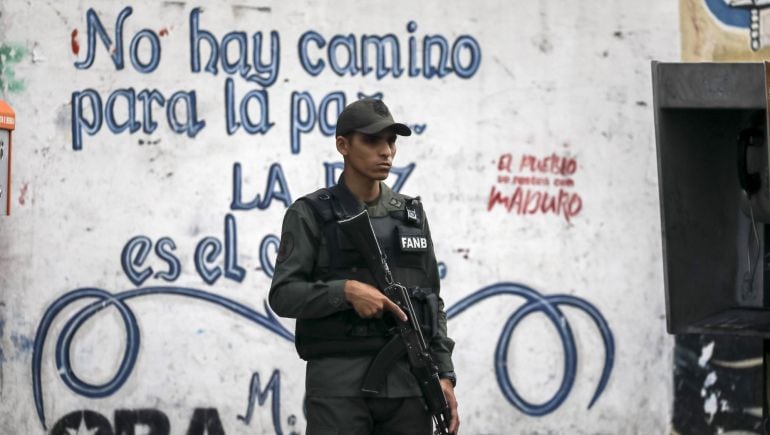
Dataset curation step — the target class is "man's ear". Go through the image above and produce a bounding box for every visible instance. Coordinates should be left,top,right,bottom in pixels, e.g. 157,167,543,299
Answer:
336,135,349,156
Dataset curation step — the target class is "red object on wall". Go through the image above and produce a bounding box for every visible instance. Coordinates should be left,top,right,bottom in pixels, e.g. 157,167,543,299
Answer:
0,99,16,216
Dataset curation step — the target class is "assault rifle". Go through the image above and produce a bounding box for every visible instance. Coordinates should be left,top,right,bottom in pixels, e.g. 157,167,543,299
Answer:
338,209,453,435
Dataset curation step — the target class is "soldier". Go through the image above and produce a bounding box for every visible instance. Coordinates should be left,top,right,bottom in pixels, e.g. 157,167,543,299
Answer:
269,98,458,435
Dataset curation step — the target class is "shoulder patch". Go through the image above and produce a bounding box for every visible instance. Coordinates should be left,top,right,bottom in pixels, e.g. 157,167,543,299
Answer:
276,232,295,263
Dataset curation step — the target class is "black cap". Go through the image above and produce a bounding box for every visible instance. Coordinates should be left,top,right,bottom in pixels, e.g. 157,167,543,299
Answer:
335,99,412,137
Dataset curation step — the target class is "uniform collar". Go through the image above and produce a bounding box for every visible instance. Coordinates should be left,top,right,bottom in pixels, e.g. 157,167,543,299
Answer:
336,173,398,217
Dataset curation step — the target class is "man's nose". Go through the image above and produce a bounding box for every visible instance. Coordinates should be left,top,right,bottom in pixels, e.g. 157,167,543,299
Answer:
378,140,392,156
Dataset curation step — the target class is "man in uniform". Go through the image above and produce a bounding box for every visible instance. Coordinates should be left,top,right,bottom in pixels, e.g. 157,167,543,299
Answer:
269,98,459,435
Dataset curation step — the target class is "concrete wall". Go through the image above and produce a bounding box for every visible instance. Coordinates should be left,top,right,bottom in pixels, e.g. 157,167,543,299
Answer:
0,1,679,433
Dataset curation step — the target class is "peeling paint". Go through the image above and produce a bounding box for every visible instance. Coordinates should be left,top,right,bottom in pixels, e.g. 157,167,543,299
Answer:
698,341,715,367
703,371,717,389
704,392,718,424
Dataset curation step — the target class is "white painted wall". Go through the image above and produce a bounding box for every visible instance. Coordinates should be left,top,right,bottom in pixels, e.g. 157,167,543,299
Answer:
0,1,679,433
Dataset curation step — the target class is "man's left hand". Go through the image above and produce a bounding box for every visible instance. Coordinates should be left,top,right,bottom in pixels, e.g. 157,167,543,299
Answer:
439,378,459,434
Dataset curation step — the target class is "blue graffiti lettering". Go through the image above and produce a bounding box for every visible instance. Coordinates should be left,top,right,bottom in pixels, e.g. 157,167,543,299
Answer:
290,91,315,154
289,91,347,154
74,7,133,71
230,162,292,210
194,237,223,285
252,31,281,87
297,31,326,76
192,214,245,285
121,235,154,286
189,8,280,86
323,162,343,188
296,22,480,79
222,32,251,77
166,90,205,137
225,78,273,135
71,89,103,151
129,29,161,73
238,370,283,434
361,34,404,79
224,214,246,282
71,88,203,150
328,34,360,76
104,89,141,134
407,21,420,77
357,92,383,100
136,89,165,135
259,235,280,279
323,161,414,192
189,8,219,75
410,124,427,135
122,216,252,286
452,36,482,79
75,7,162,73
437,262,447,280
423,35,451,79
318,91,345,136
153,237,181,282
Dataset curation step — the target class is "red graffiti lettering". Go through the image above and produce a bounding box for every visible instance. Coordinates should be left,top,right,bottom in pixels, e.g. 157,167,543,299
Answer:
519,153,577,176
512,176,549,186
487,186,582,223
71,29,80,55
498,153,513,172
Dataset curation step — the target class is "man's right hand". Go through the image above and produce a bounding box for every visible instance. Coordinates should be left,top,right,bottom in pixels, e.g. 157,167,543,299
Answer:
343,280,407,321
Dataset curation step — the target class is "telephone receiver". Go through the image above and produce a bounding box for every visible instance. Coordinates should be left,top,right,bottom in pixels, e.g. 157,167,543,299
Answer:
736,110,770,223
737,126,764,195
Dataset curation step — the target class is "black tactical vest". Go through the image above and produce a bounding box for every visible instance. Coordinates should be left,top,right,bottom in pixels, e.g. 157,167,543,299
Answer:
294,183,440,360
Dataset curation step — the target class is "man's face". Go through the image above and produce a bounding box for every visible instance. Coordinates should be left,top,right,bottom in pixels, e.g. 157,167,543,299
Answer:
337,129,398,181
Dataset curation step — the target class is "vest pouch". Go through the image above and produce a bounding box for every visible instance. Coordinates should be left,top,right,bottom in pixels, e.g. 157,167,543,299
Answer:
296,311,355,339
295,311,391,360
333,228,368,269
409,287,439,339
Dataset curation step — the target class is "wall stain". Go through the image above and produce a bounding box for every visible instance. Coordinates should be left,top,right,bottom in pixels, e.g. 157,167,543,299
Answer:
18,183,28,206
11,332,33,353
0,44,27,94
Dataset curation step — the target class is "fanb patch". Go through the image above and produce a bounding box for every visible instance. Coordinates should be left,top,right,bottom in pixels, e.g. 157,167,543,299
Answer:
400,235,428,252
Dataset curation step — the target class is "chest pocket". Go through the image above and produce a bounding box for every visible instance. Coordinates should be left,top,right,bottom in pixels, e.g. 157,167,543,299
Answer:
334,227,368,268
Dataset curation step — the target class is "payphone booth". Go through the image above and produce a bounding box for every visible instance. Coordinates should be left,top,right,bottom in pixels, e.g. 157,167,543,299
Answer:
0,100,15,216
653,62,770,421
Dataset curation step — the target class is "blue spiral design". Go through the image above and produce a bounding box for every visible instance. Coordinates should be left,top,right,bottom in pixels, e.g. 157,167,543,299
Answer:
446,282,614,416
32,286,293,429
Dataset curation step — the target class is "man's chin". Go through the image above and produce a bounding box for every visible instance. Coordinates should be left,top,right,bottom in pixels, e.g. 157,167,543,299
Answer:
370,169,391,180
